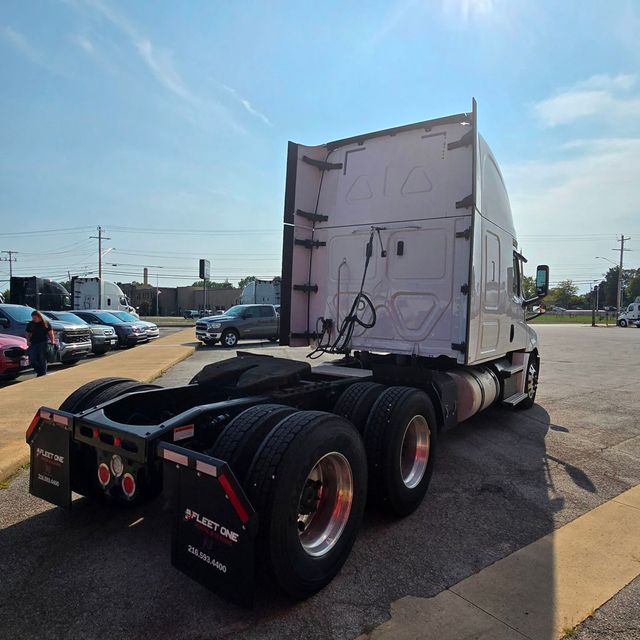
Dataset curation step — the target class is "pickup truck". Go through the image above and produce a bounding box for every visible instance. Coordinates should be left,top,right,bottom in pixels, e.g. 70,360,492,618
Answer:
0,304,92,364
196,304,279,347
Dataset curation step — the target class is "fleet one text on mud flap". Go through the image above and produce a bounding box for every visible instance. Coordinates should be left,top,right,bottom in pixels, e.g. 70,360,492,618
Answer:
159,443,258,607
26,101,549,604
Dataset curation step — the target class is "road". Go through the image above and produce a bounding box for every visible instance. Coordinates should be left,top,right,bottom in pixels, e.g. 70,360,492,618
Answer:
1,325,639,640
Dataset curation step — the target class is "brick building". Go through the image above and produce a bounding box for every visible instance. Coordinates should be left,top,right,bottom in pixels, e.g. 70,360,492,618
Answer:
119,283,240,316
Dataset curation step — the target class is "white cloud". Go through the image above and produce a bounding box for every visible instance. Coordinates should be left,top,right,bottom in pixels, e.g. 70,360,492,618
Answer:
223,85,273,127
1,25,54,70
449,0,496,21
74,0,196,104
503,137,640,284
534,74,640,127
575,73,636,92
74,34,94,54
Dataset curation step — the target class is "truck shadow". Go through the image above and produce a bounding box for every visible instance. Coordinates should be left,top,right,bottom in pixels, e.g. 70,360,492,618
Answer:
0,402,598,640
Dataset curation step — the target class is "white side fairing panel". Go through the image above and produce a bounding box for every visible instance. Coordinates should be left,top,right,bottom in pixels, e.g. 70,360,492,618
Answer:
282,113,475,362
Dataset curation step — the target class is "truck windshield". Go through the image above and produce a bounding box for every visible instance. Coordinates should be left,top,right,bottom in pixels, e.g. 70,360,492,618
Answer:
224,306,247,317
94,311,125,324
3,305,36,322
110,311,137,322
48,312,88,325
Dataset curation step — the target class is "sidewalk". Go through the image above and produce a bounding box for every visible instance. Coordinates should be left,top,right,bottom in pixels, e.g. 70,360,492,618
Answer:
0,328,196,482
360,484,640,640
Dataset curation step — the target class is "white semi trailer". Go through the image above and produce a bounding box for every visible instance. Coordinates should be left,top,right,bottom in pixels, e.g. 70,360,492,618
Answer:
27,101,548,606
72,276,138,316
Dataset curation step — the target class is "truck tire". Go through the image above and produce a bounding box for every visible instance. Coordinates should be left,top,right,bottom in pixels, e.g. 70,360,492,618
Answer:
89,380,160,407
211,404,296,484
516,354,539,411
221,329,239,348
333,382,385,433
59,377,134,412
245,411,367,599
618,319,627,327
364,386,436,517
59,378,159,498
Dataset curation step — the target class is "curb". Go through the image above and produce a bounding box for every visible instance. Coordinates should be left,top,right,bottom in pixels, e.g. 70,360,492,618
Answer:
0,328,196,482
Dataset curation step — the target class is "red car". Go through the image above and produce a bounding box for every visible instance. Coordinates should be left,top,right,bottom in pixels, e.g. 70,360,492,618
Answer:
0,333,29,380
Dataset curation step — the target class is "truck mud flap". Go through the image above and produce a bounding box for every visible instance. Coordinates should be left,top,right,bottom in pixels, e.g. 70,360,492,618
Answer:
158,442,258,607
26,408,73,508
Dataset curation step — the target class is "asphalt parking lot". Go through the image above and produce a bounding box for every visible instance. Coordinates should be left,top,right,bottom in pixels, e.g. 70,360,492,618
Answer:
1,325,639,640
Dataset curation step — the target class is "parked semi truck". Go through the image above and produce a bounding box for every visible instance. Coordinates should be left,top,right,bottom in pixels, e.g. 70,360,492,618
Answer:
71,277,137,316
9,276,71,310
26,101,548,606
617,298,640,327
240,278,281,305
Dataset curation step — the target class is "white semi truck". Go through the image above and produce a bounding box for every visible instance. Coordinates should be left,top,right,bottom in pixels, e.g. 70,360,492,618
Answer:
617,298,640,327
71,276,138,316
26,101,548,606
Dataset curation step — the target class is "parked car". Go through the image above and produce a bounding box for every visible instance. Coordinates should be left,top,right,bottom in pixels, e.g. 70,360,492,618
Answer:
183,310,200,319
0,333,29,380
107,310,159,339
551,306,567,314
0,303,92,364
44,310,119,355
73,310,148,347
195,304,279,347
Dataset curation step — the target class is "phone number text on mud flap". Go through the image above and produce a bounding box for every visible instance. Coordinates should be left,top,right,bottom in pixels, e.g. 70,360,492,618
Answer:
187,545,227,573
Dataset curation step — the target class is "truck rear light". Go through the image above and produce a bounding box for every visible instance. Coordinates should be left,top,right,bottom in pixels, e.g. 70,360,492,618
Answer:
98,463,111,487
122,473,136,498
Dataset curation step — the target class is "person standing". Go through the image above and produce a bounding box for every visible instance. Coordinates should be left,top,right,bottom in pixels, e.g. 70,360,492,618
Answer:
26,310,56,377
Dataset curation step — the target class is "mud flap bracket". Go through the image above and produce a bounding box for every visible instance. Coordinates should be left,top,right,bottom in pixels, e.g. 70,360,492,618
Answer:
159,442,258,608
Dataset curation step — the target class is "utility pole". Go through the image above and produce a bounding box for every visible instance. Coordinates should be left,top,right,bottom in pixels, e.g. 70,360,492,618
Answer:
1,251,18,300
90,226,110,308
613,235,631,319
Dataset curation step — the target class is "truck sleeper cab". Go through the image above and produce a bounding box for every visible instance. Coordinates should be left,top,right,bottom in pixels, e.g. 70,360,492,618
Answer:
27,101,548,607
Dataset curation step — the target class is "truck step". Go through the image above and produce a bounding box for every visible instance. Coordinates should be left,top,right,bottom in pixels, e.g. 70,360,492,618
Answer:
496,363,524,377
502,392,529,406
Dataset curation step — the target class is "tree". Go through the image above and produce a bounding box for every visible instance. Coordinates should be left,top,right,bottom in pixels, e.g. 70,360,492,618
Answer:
1,288,9,302
237,276,256,290
625,268,640,302
191,279,233,289
545,280,579,308
522,275,535,300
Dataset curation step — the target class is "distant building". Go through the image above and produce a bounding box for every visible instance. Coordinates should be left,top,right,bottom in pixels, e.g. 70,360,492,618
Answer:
119,283,240,316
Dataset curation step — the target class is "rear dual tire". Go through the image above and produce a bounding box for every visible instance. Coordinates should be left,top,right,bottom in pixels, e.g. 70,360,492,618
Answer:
245,411,367,599
215,406,367,599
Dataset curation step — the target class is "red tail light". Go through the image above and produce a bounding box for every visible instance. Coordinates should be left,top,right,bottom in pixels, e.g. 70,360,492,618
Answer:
97,463,110,487
122,473,136,498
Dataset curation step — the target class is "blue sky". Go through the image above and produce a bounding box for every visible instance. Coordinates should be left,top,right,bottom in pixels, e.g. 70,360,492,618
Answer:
1,0,639,292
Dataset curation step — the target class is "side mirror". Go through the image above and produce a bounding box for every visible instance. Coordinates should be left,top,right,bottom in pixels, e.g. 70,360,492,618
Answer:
536,265,549,298
0,317,9,328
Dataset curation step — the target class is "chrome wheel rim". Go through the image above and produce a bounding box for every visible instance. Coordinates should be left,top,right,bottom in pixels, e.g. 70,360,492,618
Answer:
297,452,353,557
400,415,430,489
224,333,237,347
